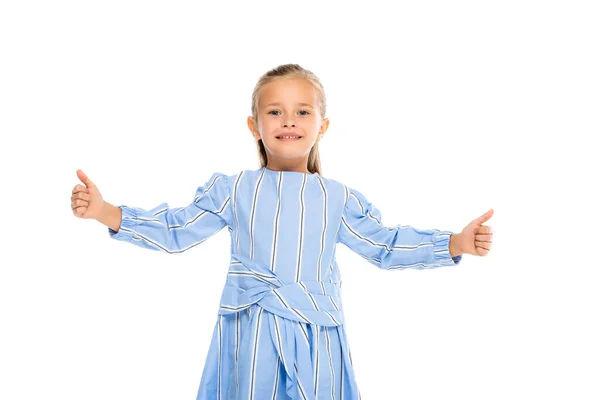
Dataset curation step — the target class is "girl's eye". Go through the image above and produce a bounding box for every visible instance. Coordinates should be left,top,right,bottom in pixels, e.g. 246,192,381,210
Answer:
268,110,310,115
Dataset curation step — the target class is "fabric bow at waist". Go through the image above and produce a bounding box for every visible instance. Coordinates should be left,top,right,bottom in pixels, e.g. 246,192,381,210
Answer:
218,253,344,326
217,253,346,399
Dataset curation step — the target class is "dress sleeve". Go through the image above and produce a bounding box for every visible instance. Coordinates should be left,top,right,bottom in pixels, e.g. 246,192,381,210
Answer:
108,172,232,254
336,186,462,270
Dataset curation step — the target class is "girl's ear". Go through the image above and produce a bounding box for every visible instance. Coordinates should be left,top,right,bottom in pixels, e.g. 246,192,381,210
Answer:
247,116,260,140
319,118,330,135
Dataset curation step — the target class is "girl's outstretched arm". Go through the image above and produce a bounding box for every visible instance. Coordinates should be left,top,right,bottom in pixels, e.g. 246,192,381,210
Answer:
336,186,463,270
105,172,232,254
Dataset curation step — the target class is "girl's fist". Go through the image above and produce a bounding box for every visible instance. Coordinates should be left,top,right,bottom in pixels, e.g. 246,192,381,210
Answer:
71,169,104,219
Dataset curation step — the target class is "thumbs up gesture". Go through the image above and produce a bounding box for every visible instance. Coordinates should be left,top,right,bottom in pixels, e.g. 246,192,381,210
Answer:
456,209,494,256
71,169,105,219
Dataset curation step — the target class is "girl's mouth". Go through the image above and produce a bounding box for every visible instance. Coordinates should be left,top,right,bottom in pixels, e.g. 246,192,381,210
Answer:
276,136,302,141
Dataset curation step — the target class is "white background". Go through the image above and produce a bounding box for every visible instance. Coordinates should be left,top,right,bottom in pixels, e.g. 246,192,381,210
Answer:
1,0,598,399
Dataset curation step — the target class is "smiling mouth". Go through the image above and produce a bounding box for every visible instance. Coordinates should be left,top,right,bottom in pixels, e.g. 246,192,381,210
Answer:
276,136,302,141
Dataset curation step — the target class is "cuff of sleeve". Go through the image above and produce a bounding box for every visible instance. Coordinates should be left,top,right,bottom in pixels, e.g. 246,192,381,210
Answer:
108,205,138,243
430,231,462,266
451,254,463,265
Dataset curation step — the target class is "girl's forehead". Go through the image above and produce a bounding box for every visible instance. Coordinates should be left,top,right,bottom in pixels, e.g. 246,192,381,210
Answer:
259,78,317,107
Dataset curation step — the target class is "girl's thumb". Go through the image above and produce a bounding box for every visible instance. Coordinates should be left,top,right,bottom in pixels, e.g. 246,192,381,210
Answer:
77,169,95,188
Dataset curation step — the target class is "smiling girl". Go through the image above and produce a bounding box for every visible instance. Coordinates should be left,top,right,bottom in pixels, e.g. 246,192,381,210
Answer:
71,63,493,399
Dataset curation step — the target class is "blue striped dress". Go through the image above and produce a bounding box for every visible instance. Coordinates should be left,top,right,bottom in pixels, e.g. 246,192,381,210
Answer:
108,167,462,400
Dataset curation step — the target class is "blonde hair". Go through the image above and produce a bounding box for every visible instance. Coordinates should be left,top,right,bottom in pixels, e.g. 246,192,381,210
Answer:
251,64,327,175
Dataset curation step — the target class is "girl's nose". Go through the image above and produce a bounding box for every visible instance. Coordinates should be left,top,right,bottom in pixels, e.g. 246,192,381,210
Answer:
283,120,296,128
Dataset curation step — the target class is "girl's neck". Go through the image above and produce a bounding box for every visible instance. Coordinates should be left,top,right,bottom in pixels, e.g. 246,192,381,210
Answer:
264,162,310,174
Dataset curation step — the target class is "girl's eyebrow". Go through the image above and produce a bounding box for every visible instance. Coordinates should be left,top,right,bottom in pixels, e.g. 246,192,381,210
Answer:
265,102,314,108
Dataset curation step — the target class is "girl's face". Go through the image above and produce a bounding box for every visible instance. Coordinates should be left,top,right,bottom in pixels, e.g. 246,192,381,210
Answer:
248,77,329,172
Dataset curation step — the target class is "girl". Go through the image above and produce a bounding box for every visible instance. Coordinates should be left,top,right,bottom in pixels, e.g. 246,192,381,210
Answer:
71,64,494,400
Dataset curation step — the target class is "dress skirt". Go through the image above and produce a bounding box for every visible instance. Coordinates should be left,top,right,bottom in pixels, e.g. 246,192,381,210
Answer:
196,304,362,400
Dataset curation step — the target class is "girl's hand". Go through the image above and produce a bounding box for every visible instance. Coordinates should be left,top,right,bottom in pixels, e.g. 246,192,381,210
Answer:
71,169,105,219
458,209,494,256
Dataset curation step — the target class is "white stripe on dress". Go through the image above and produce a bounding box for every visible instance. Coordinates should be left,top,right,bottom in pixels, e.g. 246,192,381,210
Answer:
249,306,265,400
271,170,283,272
324,326,335,399
249,168,265,259
316,175,328,282
295,174,307,282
